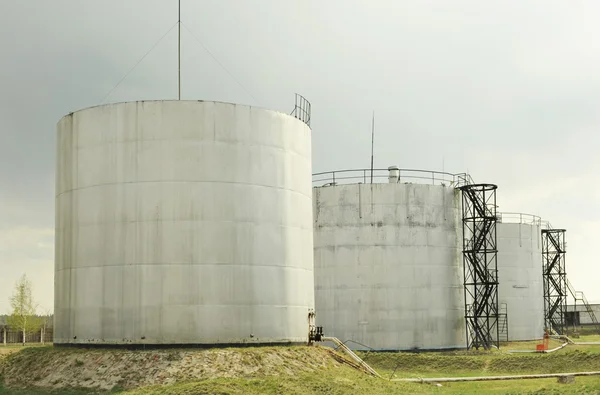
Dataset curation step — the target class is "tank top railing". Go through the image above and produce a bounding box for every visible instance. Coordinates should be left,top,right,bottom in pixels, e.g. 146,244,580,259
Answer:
497,212,542,226
312,168,472,188
290,93,311,126
541,220,555,230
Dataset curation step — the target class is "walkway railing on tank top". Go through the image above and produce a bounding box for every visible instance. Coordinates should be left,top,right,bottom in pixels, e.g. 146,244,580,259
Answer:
497,212,542,226
541,220,555,230
312,168,473,188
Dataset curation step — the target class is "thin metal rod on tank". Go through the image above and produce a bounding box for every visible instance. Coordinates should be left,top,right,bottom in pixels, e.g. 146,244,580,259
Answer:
496,189,500,347
370,111,374,184
178,0,181,100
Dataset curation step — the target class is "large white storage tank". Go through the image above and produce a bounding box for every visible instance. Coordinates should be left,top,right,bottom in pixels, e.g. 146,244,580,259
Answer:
313,168,468,350
54,100,314,345
496,213,545,341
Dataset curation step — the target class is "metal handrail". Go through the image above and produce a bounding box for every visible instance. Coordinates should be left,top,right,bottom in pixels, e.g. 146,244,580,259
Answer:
290,93,311,126
312,168,473,188
541,220,556,230
497,213,556,229
497,212,542,226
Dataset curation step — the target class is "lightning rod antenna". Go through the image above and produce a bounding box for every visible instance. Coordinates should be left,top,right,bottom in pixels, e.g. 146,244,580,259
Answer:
370,111,375,184
178,0,181,100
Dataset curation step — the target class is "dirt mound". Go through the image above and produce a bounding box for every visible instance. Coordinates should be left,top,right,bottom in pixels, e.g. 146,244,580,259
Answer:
0,345,348,392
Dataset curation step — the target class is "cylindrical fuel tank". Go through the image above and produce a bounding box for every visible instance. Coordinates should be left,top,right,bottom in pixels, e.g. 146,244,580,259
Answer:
313,180,465,350
497,213,544,341
54,100,314,345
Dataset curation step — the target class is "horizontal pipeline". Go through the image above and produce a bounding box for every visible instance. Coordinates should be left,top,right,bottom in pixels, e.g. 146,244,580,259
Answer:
393,371,600,383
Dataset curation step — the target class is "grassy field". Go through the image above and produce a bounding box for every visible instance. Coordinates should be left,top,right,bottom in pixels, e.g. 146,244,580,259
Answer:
2,343,600,394
576,334,600,342
124,373,600,395
359,344,600,379
0,344,52,356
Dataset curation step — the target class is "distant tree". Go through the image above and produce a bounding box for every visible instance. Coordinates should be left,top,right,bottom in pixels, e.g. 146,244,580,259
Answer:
40,309,53,344
7,274,40,345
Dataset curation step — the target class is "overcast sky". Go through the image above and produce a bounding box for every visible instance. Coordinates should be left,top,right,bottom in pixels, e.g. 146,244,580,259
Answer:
1,0,600,313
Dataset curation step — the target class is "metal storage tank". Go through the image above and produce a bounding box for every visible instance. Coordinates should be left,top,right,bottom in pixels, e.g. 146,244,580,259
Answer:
313,168,469,350
55,100,314,345
496,213,545,341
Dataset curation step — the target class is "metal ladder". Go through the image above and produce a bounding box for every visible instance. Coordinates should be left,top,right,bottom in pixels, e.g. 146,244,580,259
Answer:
498,303,509,342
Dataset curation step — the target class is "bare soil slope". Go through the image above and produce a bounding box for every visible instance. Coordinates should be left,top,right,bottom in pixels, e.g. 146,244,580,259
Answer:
0,345,351,392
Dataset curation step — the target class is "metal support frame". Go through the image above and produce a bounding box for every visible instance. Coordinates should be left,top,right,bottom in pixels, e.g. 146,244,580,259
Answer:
541,229,567,335
460,183,499,350
291,93,311,126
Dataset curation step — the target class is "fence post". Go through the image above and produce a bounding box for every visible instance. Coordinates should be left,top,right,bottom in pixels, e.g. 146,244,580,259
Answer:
41,327,44,345
3,327,5,346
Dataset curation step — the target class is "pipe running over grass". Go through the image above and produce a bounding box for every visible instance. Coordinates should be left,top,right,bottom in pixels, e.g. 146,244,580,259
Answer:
551,335,600,346
392,371,600,383
325,336,600,384
322,337,381,378
506,342,569,353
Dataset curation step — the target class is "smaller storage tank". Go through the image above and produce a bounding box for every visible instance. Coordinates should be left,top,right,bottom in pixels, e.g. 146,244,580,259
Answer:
496,213,545,341
313,167,470,350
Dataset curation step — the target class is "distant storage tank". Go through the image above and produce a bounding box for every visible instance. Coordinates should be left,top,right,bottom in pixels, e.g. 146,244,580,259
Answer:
55,100,314,345
313,168,469,350
496,213,545,341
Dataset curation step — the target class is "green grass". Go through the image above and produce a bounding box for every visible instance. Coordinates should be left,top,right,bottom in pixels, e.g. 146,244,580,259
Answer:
437,376,600,394
358,347,600,379
571,327,600,337
3,374,600,395
119,373,600,394
0,344,51,352
4,344,600,394
0,383,93,395
575,334,600,342
124,370,407,395
500,339,564,350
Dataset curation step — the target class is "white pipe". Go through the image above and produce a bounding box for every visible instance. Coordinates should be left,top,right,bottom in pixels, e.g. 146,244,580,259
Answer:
545,342,569,352
548,335,600,345
550,335,574,344
393,371,600,383
506,342,568,353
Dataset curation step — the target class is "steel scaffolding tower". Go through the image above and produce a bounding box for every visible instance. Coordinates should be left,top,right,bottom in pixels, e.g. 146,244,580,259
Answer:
541,229,567,334
460,184,499,350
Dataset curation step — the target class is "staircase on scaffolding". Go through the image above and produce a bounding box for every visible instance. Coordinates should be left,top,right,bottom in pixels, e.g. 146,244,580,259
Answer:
566,278,600,333
498,303,509,342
